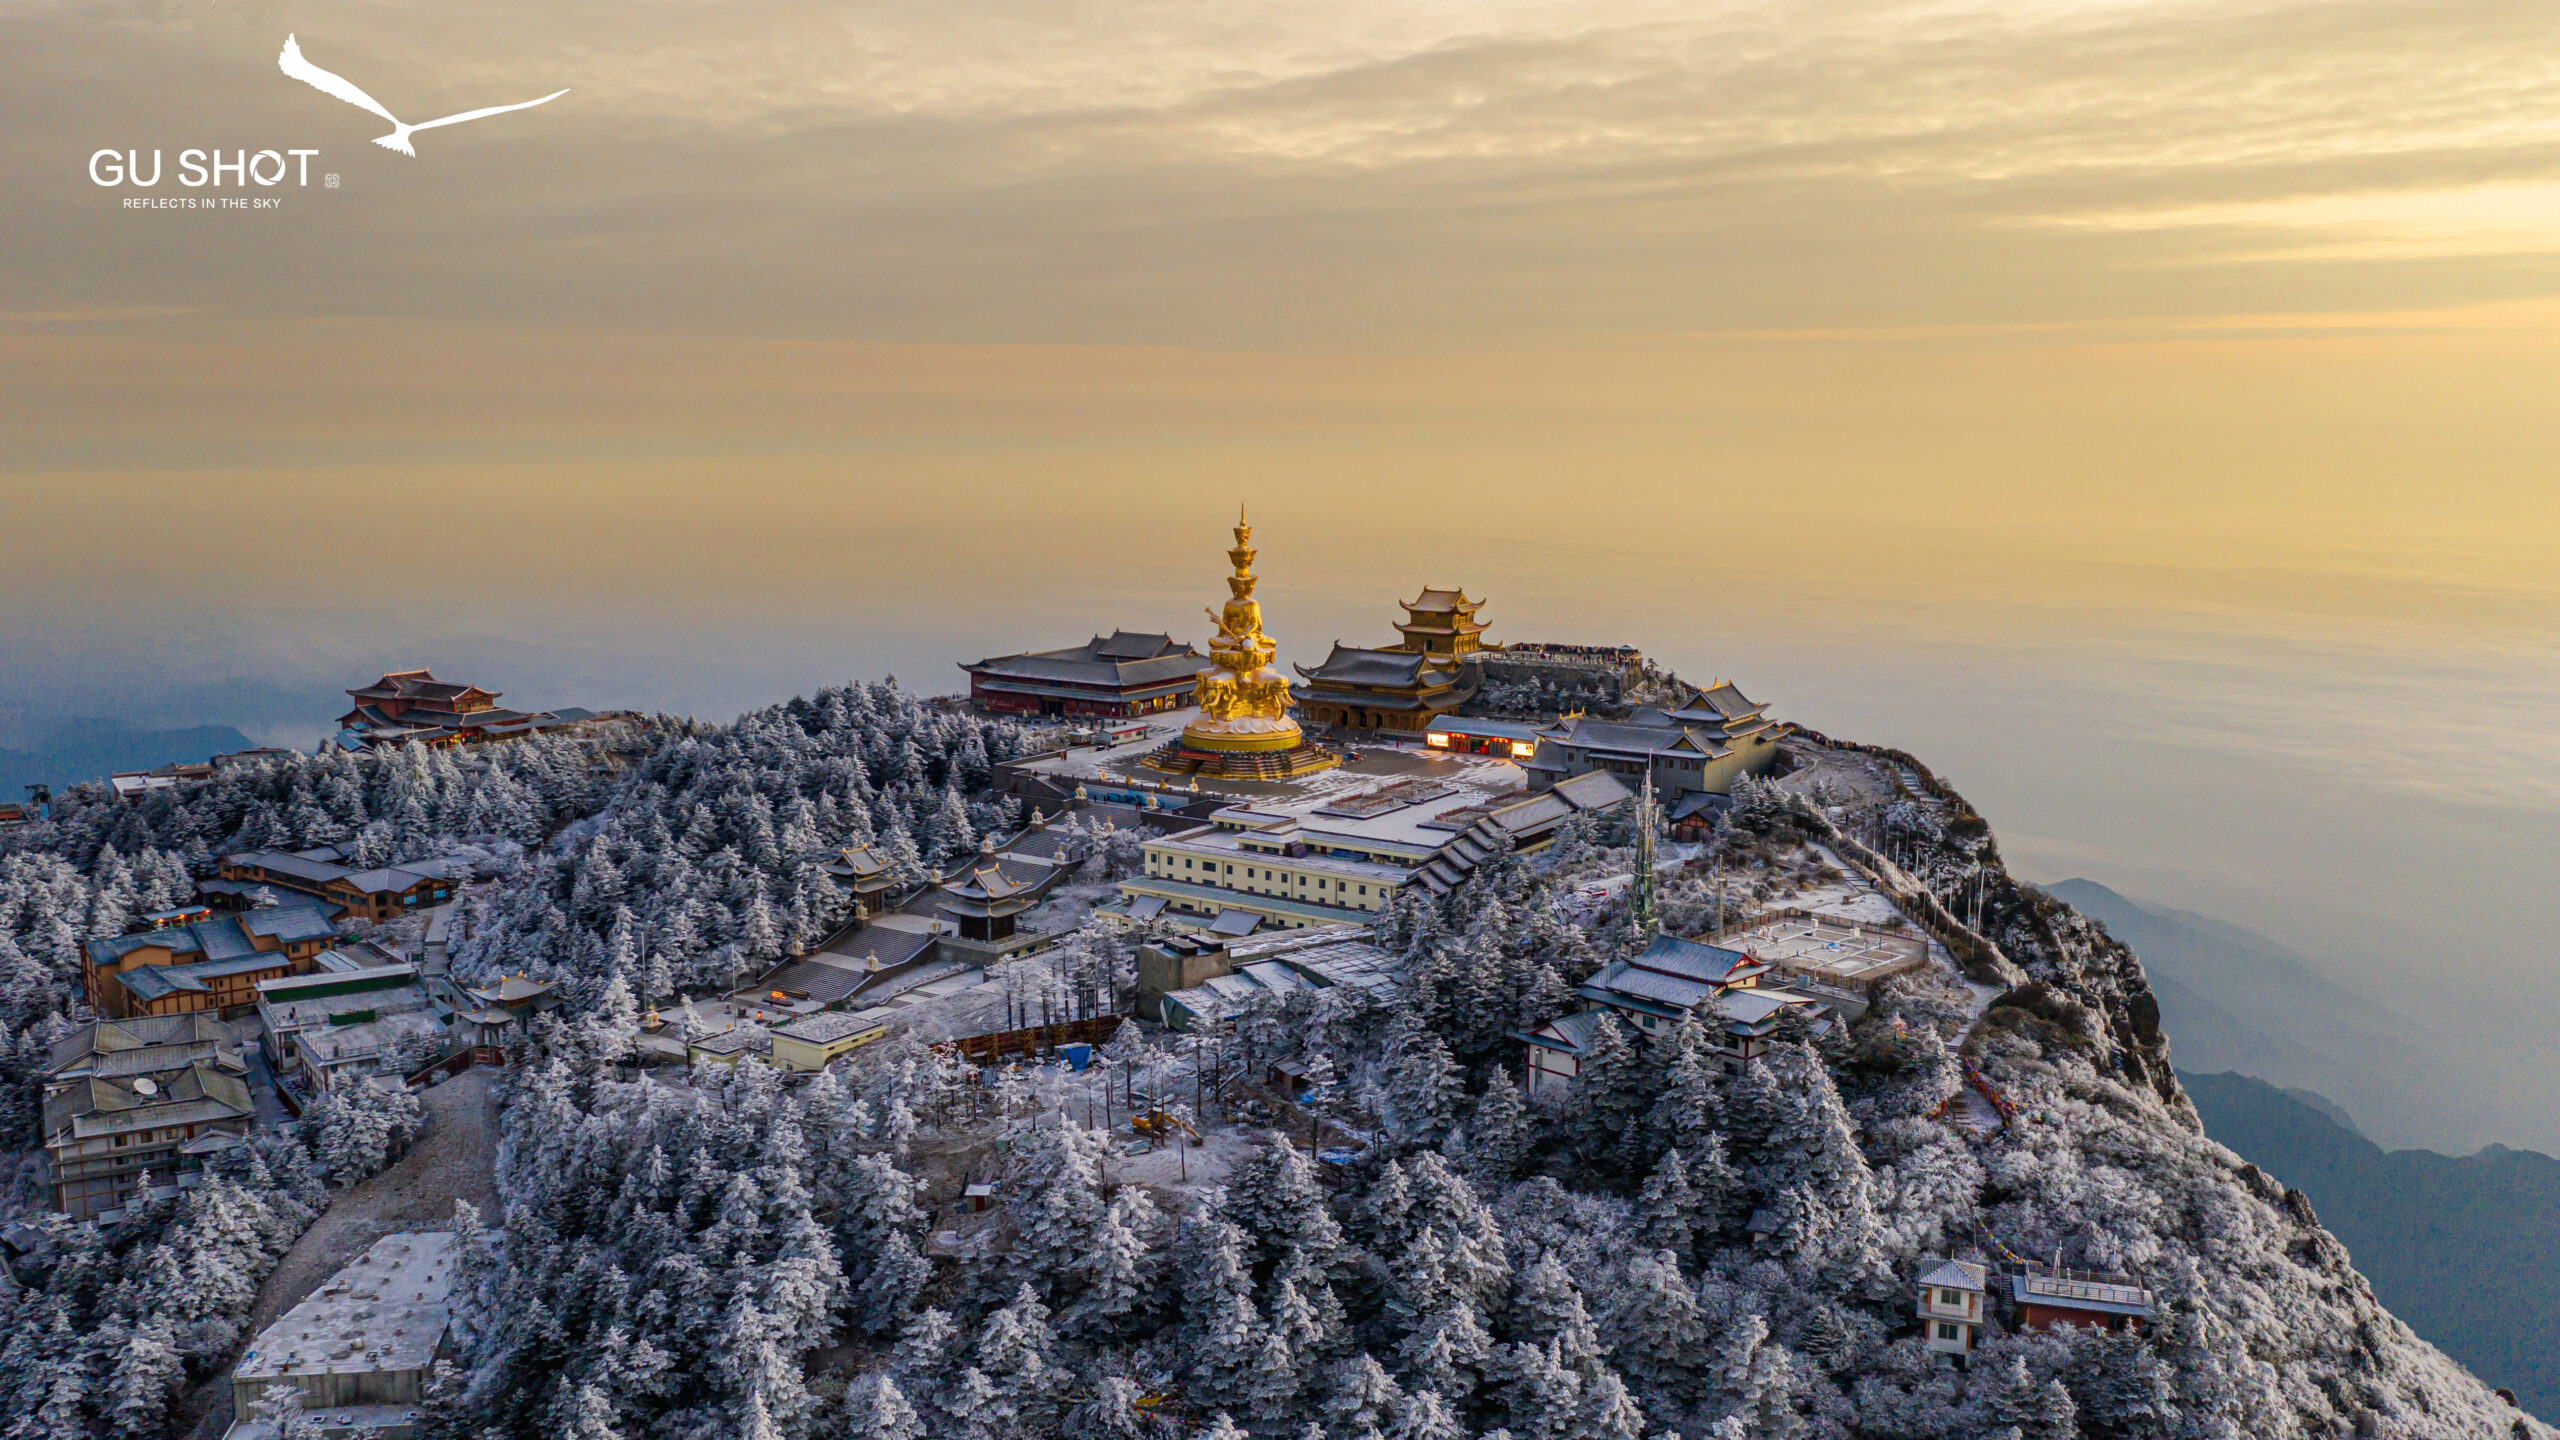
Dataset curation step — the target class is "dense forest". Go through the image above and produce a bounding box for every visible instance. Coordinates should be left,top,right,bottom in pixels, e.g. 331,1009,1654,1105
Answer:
0,684,2543,1439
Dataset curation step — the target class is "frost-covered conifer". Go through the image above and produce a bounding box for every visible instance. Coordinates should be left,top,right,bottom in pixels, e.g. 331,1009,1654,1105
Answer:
1314,1355,1401,1440
1463,1066,1532,1186
843,1374,926,1440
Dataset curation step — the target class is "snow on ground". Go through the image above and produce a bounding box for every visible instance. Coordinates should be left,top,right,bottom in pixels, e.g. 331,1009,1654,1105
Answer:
1772,743,1898,805
1020,878,1123,933
180,1068,501,1440
1097,1121,1254,1200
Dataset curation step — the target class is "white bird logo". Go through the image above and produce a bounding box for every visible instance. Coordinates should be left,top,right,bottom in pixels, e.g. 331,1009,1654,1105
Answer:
278,33,567,157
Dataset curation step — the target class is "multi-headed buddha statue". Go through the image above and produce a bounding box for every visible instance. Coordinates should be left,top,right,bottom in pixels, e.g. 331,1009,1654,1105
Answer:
1180,511,1306,750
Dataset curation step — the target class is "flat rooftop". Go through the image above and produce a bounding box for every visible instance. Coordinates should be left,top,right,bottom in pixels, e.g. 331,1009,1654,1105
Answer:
235,1232,457,1386
1725,916,1929,989
1013,708,1527,807
776,1009,894,1043
1148,825,1416,883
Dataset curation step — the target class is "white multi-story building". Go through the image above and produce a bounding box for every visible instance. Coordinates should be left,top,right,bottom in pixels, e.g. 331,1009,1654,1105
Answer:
1116,768,1630,934
1916,1257,1990,1355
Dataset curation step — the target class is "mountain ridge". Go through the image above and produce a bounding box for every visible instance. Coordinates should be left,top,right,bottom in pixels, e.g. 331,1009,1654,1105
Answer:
2038,876,2541,1154
2185,1071,2560,1419
0,718,258,796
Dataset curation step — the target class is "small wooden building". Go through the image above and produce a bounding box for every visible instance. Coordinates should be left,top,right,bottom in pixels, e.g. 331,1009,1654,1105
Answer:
2005,1267,2156,1335
1916,1257,1989,1355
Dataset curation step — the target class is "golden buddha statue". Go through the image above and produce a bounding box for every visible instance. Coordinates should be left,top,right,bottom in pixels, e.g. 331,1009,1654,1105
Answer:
1144,509,1337,778
1184,509,1303,748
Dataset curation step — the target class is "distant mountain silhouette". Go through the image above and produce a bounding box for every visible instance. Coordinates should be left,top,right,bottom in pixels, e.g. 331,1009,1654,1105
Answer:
0,719,258,796
2043,877,2543,1154
2186,1070,2560,1419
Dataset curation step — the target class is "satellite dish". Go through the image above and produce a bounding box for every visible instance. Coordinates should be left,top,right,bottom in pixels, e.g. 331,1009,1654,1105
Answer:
131,1077,159,1097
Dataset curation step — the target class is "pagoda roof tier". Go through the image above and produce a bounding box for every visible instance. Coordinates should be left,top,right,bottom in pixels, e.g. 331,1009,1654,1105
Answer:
1292,687,1440,713
1663,681,1772,727
937,865,1041,919
345,669,500,707
1292,644,1462,689
937,893,1034,920
1401,588,1483,614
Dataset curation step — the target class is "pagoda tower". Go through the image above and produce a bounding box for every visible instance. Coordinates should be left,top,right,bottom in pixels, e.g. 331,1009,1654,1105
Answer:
1141,510,1339,781
1393,587,1491,658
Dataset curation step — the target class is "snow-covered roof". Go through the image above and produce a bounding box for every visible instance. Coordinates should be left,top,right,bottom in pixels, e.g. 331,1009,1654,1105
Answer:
2008,1272,2156,1318
1916,1258,1988,1292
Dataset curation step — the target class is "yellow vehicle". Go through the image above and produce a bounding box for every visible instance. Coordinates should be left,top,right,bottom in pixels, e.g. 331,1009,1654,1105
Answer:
1129,1108,1201,1144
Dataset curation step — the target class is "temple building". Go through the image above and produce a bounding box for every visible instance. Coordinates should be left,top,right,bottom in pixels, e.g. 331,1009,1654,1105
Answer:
83,908,338,1020
336,669,588,749
1292,646,1472,735
1523,681,1787,801
938,865,1038,943
1293,587,1486,735
1395,588,1492,658
1142,512,1339,780
820,843,901,921
1520,931,1834,1093
961,631,1212,718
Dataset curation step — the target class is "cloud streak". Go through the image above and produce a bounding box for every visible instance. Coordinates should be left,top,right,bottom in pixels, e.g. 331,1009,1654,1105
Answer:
6,0,2558,346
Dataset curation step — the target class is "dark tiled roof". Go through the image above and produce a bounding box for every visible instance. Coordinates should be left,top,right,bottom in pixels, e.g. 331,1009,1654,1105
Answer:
1667,682,1769,722
1548,714,1730,760
943,865,1040,902
1549,771,1633,810
1580,961,1721,1012
1207,909,1263,937
348,671,498,704
192,921,262,963
823,844,890,880
43,1063,252,1139
226,851,349,886
965,633,1210,689
46,1015,236,1076
118,951,294,1001
1521,1008,1605,1053
1627,932,1762,987
84,909,335,972
1670,791,1729,822
242,906,338,943
997,827,1082,863
86,930,202,967
1293,645,1445,688
1095,630,1186,660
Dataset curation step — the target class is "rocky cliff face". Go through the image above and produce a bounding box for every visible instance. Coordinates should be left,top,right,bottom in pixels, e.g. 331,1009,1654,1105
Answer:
1821,741,2543,1439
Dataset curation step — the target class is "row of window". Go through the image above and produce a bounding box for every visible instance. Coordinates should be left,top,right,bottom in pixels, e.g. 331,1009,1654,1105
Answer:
1150,853,1378,900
